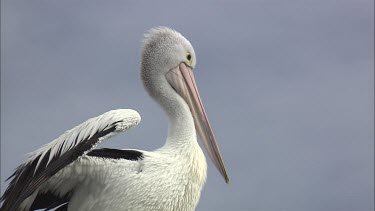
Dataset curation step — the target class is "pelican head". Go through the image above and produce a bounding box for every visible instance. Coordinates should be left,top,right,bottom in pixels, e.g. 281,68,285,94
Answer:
141,27,229,183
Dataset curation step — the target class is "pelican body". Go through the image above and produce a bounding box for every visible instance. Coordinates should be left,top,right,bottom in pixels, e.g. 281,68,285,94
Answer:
0,27,229,211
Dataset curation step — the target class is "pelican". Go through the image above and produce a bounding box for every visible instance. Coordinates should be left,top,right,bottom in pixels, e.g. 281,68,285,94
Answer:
0,27,229,211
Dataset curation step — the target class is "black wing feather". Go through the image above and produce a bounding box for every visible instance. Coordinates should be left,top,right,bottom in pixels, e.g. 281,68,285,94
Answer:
30,191,71,211
87,148,144,161
0,126,116,211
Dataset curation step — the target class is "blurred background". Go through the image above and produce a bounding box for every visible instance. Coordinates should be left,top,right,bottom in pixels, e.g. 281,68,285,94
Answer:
1,1,373,210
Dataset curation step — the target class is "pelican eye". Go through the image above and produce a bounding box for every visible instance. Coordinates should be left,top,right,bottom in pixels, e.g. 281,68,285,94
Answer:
186,53,192,62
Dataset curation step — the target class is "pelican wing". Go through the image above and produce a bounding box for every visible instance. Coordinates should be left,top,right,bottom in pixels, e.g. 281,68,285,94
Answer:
0,109,141,211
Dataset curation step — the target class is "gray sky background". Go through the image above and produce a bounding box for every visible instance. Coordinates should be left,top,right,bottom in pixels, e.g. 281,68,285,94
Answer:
1,1,374,211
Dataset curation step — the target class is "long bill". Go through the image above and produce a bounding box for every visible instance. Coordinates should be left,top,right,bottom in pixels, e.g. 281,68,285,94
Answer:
165,63,229,183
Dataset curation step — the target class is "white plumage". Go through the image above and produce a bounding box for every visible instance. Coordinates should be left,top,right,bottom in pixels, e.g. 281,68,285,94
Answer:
1,27,228,211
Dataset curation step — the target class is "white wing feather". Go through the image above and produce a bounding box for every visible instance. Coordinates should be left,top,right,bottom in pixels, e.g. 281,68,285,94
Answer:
29,109,140,169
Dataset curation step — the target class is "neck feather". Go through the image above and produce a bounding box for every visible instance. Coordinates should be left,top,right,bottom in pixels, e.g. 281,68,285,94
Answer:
142,71,197,150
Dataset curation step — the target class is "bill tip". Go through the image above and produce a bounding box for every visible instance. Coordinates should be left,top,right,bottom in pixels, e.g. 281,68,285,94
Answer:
225,177,230,184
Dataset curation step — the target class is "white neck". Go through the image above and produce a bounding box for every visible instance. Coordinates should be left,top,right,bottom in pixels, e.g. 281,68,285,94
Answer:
143,74,197,151
164,92,196,149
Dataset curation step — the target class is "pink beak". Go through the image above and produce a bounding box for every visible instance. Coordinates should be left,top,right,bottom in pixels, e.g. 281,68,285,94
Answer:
166,63,229,183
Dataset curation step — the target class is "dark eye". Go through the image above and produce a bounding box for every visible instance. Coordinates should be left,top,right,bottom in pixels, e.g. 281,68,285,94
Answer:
186,53,192,61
